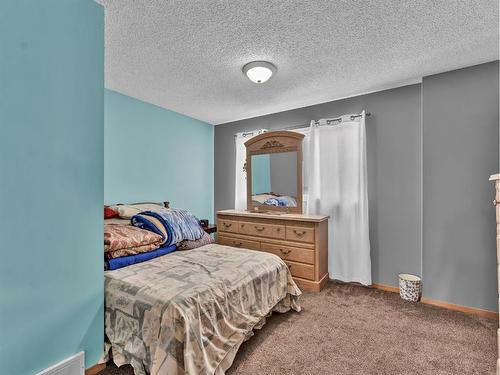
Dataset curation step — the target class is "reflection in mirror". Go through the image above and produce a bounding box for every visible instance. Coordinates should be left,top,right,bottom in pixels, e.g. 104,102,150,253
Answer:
251,151,297,208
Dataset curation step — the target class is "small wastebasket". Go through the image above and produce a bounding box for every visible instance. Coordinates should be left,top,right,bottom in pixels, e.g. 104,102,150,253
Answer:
398,274,421,302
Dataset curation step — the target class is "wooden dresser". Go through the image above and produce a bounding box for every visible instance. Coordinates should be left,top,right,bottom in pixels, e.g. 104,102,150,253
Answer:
490,173,500,375
217,209,329,292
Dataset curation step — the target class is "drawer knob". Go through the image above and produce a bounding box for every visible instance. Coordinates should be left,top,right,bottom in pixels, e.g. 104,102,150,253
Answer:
233,241,242,247
224,223,232,228
279,248,291,255
293,229,306,237
255,226,265,232
276,228,281,232
494,199,500,206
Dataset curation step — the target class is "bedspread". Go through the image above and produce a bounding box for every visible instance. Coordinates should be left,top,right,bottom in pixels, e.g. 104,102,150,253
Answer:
104,243,301,375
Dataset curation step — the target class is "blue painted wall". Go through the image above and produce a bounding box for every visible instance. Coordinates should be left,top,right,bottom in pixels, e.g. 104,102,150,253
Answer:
251,154,271,194
0,1,104,374
105,90,214,221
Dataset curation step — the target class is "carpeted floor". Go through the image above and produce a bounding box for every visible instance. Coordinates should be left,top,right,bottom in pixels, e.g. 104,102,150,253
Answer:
99,281,497,375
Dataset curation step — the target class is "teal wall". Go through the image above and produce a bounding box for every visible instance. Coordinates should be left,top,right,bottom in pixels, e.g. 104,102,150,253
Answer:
251,154,271,194
0,1,104,374
105,90,214,221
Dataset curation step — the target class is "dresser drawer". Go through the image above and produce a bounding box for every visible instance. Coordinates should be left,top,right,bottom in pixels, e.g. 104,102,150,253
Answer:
261,243,314,265
218,235,261,251
216,210,329,292
284,260,315,280
239,222,285,239
218,219,239,234
286,226,315,243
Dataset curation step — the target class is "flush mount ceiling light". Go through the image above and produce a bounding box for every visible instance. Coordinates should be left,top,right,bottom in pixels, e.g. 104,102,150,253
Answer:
242,61,277,84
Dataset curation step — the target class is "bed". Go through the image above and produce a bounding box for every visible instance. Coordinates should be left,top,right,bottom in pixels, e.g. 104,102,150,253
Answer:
103,243,301,375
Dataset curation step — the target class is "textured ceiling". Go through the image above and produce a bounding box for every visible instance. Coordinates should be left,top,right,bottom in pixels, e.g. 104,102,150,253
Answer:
97,0,499,124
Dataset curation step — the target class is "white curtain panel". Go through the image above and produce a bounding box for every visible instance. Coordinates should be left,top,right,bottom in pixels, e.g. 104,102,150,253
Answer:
291,127,310,210
234,129,267,210
305,111,371,285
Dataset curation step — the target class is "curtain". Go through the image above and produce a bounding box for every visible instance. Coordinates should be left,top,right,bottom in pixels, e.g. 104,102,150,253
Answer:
234,129,267,210
305,111,371,285
292,127,310,211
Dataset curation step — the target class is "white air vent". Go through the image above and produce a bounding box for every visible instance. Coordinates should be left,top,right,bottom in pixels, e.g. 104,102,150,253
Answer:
36,352,84,375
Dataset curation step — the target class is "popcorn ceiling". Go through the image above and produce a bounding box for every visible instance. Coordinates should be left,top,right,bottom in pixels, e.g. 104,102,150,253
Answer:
96,0,498,124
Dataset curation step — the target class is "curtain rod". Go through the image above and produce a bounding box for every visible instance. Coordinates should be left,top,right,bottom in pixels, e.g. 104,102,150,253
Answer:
281,111,371,131
234,111,370,136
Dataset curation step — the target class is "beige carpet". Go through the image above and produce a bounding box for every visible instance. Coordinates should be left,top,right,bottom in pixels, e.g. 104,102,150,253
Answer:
99,281,497,375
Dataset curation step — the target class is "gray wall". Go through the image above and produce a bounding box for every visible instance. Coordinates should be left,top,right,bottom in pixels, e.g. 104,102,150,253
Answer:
215,84,423,287
270,151,298,197
215,61,500,310
423,61,499,311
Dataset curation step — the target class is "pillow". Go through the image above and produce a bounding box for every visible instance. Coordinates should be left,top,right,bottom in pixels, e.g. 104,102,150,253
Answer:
104,223,163,253
104,206,119,219
109,203,165,219
177,232,215,250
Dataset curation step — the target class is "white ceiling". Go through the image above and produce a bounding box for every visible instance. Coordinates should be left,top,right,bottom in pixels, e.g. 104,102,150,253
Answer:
97,0,499,125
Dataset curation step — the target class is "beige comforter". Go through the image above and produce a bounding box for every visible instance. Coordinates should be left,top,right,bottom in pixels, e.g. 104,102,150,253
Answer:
103,243,301,375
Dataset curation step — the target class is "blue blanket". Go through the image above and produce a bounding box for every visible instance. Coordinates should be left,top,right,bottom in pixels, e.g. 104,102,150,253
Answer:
264,196,297,207
105,244,177,271
131,208,205,246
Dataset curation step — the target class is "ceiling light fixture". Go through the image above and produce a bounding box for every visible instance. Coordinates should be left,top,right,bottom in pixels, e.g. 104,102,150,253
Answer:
242,61,277,84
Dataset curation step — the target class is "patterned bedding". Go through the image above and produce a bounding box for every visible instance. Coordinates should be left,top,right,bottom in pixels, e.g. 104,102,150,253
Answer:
103,244,301,375
104,223,163,256
177,232,215,250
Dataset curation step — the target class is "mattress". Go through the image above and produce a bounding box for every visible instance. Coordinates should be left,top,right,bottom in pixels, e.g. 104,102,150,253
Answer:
103,243,301,375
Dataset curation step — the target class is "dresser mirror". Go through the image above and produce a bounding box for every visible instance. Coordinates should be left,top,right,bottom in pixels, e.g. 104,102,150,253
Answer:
245,130,305,213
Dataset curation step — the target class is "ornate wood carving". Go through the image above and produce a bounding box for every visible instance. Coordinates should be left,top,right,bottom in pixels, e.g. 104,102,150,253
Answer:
261,140,284,149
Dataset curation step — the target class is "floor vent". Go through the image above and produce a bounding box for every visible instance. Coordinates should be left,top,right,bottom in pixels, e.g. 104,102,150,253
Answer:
36,352,85,375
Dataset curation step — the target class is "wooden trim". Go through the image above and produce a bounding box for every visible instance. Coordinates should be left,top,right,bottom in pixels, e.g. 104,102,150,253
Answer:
244,130,305,147
85,363,106,375
318,273,329,291
420,297,499,320
217,210,328,223
370,283,399,293
370,283,498,320
293,274,329,292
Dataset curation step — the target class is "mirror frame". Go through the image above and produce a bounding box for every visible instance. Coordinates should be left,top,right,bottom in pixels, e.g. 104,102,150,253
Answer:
245,130,305,213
